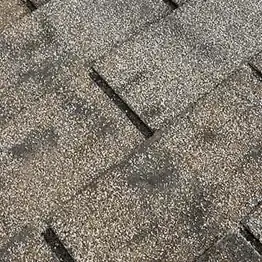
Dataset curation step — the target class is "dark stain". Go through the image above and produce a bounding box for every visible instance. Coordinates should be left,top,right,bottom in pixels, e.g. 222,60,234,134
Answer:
0,225,34,261
143,104,164,121
62,96,94,118
18,63,56,94
16,54,71,98
61,94,115,138
184,177,214,239
127,158,177,190
0,104,11,126
129,221,159,244
0,104,26,126
125,70,148,87
197,41,225,65
243,143,262,163
196,126,217,144
9,127,59,159
24,17,56,54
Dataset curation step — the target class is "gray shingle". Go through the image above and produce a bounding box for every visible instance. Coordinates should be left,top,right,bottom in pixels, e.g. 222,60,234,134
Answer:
0,0,171,89
0,0,29,31
196,230,262,262
0,226,56,262
0,59,143,247
94,0,262,129
244,206,262,244
49,69,262,261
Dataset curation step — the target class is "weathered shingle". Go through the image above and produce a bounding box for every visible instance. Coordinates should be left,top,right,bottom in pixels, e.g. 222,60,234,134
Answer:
47,68,262,261
93,0,262,129
0,0,171,89
196,230,261,262
0,59,143,248
0,0,30,30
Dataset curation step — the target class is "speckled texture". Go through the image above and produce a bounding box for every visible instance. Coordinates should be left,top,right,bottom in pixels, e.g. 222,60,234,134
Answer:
0,0,29,31
227,65,262,105
0,225,57,262
31,0,50,8
94,0,262,129
196,230,262,262
0,59,143,247
251,51,262,73
49,69,262,261
1,0,262,260
0,0,171,89
245,206,262,244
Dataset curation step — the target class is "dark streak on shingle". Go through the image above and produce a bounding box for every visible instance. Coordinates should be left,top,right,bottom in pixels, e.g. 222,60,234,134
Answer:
9,128,58,159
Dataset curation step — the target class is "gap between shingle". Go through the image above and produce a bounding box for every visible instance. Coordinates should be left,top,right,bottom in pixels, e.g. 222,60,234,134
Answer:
89,68,155,139
42,227,76,262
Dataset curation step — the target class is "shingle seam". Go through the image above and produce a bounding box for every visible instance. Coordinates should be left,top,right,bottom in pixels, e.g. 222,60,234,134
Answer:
22,0,37,11
239,225,262,256
89,68,155,139
42,227,76,262
61,129,163,205
162,0,179,9
248,62,262,81
62,64,250,206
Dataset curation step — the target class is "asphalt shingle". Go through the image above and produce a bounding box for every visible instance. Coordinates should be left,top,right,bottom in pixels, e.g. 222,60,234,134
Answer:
93,0,262,129
0,0,171,89
0,59,143,247
48,68,262,261
244,206,262,244
196,230,262,262
1,0,262,261
0,0,29,31
0,225,56,262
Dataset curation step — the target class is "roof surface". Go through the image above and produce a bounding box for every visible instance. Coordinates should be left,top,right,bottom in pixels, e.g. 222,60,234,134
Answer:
0,0,262,261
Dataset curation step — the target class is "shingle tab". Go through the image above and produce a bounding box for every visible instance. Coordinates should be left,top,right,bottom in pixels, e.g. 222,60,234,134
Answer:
49,69,262,261
0,0,171,89
94,0,262,129
0,226,56,262
244,206,262,244
0,59,143,247
196,230,262,262
0,0,29,30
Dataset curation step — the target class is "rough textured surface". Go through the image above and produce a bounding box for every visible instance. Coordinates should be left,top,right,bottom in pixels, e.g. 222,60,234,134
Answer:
94,0,262,129
196,230,262,262
49,68,262,262
0,59,143,247
1,0,262,261
0,0,170,89
31,0,50,8
0,0,29,30
251,51,262,74
244,205,262,244
0,225,56,262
